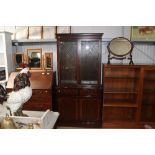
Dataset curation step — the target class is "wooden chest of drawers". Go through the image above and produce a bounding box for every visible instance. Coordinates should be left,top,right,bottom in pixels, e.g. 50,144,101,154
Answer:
6,71,53,111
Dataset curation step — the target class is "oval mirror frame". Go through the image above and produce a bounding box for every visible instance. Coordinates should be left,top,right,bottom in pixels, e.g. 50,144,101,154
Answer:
107,37,134,64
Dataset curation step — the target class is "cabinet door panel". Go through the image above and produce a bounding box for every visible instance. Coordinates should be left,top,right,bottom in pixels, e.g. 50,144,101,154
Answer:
80,40,100,84
79,98,101,122
58,97,78,122
59,41,77,84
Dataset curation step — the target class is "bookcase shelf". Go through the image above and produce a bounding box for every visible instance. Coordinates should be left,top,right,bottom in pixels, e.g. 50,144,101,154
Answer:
104,91,138,94
104,103,138,108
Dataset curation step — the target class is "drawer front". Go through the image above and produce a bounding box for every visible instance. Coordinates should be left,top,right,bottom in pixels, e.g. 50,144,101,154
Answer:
23,89,52,111
29,96,52,103
57,88,77,96
32,89,51,96
23,103,51,111
79,88,101,97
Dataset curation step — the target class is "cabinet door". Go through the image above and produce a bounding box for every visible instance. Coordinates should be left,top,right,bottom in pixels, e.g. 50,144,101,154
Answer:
59,41,77,84
79,40,101,84
58,97,78,122
79,98,101,122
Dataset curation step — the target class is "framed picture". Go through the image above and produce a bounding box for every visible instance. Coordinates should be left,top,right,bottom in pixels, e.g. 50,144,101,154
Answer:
15,52,24,69
131,26,155,41
28,26,42,39
56,26,71,34
27,48,42,69
44,53,53,70
15,26,28,40
43,26,56,39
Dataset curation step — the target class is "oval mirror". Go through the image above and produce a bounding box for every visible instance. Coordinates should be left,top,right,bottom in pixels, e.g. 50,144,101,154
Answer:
107,37,133,64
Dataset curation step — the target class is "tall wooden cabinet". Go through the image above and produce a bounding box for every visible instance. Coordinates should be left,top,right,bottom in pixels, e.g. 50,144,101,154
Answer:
56,33,103,128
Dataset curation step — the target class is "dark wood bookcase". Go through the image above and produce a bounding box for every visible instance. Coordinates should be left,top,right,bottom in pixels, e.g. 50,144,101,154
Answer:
56,33,103,128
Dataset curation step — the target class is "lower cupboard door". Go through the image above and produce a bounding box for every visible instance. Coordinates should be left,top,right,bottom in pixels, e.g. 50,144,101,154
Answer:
79,98,101,122
58,97,78,122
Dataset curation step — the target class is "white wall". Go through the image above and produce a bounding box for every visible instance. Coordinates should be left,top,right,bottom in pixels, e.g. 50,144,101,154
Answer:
1,26,155,70
101,41,155,64
72,26,125,40
14,43,57,71
0,26,130,40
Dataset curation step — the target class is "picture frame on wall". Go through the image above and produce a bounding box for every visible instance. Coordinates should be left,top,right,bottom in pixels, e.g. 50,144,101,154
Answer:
15,52,24,69
15,26,28,40
27,48,42,69
43,26,56,39
131,26,155,41
44,52,53,70
56,26,71,34
28,26,42,40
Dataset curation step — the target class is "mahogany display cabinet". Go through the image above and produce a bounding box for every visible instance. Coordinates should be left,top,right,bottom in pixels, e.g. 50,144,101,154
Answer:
56,33,103,128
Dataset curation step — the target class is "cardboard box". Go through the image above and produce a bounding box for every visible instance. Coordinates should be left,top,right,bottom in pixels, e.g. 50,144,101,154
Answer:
0,110,59,129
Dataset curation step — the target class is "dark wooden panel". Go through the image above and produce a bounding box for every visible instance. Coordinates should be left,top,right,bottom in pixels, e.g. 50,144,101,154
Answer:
79,98,101,122
141,104,155,122
79,88,101,97
23,102,50,111
57,88,77,96
141,67,155,122
57,97,78,122
103,107,136,122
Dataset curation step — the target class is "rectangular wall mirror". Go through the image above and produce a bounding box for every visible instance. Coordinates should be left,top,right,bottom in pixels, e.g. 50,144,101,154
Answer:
44,53,53,70
15,53,24,69
27,48,42,69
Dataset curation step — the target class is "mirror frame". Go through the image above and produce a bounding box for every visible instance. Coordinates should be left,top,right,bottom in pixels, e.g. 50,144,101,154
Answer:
107,37,134,64
27,48,42,70
15,52,24,70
